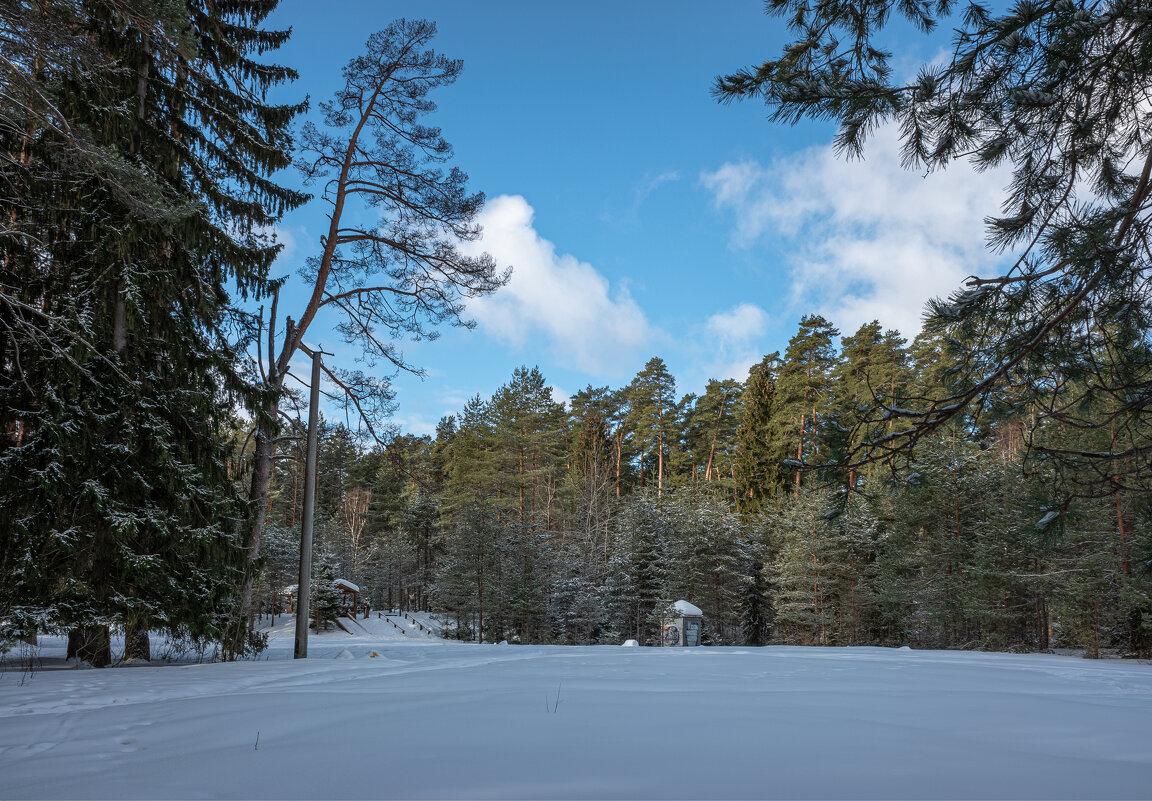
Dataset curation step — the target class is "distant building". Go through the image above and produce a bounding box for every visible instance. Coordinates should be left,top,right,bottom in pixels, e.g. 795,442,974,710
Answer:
662,600,703,646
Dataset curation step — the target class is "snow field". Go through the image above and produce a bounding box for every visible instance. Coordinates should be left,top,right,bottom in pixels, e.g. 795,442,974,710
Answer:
1,622,1150,799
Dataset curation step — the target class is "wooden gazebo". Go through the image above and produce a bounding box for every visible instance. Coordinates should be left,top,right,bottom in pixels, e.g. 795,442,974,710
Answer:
335,578,363,619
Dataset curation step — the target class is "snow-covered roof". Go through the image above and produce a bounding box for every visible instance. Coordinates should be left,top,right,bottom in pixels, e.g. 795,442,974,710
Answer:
673,600,703,617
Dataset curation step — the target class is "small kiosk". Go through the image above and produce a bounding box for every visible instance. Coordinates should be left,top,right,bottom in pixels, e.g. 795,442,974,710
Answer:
662,600,703,646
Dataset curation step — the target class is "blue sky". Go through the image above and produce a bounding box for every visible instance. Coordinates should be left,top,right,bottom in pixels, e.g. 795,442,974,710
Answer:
265,1,1008,436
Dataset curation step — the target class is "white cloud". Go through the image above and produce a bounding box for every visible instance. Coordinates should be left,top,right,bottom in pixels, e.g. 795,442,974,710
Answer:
701,125,1009,337
637,170,681,201
268,224,305,268
549,385,571,408
696,302,770,383
463,195,656,376
672,303,772,394
395,412,437,438
707,302,768,342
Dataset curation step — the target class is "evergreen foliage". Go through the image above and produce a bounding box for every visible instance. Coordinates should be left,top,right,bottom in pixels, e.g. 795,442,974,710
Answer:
433,496,506,643
775,315,840,488
740,551,772,647
244,349,1152,659
737,353,787,512
606,489,670,645
627,357,677,494
0,0,303,660
309,553,343,632
717,0,1152,492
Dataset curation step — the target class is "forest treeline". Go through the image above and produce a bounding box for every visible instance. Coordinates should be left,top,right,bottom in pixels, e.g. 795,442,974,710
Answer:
253,314,1152,657
2,1,1150,663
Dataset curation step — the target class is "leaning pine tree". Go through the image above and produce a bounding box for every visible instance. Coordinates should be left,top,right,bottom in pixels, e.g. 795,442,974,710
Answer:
243,19,507,618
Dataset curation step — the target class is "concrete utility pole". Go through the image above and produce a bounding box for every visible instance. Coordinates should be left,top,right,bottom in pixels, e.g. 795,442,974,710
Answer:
294,344,329,659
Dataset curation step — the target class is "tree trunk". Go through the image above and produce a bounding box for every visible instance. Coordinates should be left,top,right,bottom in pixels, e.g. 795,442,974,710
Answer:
67,626,111,667
112,281,128,353
795,413,804,494
243,403,279,621
615,431,622,498
1117,495,1131,576
705,393,729,481
124,621,150,661
657,431,663,496
1035,586,1049,651
477,578,484,644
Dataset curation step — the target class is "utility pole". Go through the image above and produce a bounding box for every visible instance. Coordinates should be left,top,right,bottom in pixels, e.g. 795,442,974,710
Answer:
294,344,330,659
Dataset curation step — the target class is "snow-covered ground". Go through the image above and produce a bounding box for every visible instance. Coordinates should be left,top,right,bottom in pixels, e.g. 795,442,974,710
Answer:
2,618,1151,800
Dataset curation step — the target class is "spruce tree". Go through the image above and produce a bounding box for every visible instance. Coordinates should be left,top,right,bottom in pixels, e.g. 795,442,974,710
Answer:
558,386,617,643
1,0,304,660
310,553,343,632
433,496,507,643
606,489,670,644
771,487,875,646
662,487,745,643
740,548,773,647
736,352,788,513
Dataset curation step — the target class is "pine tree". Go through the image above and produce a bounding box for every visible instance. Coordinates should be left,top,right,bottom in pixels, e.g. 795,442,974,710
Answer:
627,357,677,495
568,385,617,507
605,387,636,498
775,316,840,491
682,379,743,489
489,367,567,526
443,396,501,507
244,19,507,598
831,322,909,491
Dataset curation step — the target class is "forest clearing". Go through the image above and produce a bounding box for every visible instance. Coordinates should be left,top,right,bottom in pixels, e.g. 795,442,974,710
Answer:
3,621,1151,800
